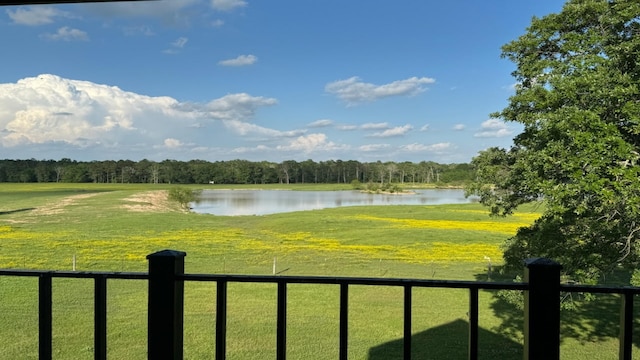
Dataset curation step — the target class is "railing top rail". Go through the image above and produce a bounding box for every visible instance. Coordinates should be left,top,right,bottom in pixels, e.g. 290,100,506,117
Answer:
0,269,148,280
181,273,529,291
2,268,640,294
560,283,640,295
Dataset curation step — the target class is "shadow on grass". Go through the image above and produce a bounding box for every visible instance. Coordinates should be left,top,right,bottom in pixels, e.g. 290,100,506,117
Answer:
368,319,522,360
0,208,35,216
475,267,640,351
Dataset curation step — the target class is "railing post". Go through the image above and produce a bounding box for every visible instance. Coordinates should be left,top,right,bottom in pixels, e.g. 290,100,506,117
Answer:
523,258,561,360
619,289,634,360
147,250,186,360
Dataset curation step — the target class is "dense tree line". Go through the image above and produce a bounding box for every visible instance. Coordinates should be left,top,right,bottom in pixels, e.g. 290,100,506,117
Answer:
0,158,474,185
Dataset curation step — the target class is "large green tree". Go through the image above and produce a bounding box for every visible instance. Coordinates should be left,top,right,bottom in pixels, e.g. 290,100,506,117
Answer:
467,0,640,282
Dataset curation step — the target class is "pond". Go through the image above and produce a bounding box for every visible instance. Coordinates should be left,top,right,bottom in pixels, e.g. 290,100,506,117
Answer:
191,189,476,216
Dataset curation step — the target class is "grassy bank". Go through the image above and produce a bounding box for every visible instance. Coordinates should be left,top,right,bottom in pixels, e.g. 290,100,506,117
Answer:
0,183,635,359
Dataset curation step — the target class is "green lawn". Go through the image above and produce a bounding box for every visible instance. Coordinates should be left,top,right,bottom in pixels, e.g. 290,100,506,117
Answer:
0,183,636,359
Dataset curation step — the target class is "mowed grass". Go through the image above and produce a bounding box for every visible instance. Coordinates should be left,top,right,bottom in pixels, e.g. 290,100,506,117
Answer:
0,183,636,359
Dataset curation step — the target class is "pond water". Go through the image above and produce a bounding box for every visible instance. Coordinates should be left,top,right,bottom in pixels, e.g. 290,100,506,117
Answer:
191,189,476,216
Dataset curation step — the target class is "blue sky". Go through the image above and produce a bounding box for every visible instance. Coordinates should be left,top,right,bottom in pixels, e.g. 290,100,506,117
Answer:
0,0,565,163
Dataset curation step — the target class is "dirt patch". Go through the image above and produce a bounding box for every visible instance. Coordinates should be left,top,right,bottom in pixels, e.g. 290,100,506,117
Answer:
121,190,177,212
31,193,101,216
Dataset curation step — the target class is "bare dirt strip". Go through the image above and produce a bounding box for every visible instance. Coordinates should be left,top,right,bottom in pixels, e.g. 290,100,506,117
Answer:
121,190,176,212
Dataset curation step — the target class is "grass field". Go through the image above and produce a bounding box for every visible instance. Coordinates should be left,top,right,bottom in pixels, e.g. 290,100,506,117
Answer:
0,183,637,359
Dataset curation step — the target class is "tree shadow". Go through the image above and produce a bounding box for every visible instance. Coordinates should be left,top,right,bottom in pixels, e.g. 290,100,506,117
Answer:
367,319,522,360
0,208,35,215
474,268,640,350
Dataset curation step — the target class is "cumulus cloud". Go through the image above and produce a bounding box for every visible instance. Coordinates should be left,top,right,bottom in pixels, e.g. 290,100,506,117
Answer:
211,0,247,11
0,74,280,155
337,124,357,131
308,119,333,128
368,124,413,138
453,124,465,131
420,124,430,132
325,76,435,105
474,119,513,138
41,27,89,42
218,54,258,67
7,6,72,26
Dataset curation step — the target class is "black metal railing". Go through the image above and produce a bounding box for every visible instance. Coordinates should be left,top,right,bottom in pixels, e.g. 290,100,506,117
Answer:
0,250,638,360
0,269,148,360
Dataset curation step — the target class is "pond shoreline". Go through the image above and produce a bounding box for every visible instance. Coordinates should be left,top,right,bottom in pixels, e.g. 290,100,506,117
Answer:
192,189,475,216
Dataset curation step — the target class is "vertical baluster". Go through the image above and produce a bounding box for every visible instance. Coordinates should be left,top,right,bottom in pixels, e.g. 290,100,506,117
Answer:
404,285,412,360
39,274,52,360
94,276,107,360
339,283,349,360
216,280,227,360
468,287,479,360
277,281,287,360
619,289,634,360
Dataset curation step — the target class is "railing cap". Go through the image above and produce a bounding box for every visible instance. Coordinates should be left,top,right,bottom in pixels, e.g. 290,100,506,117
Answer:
524,257,562,269
146,249,187,259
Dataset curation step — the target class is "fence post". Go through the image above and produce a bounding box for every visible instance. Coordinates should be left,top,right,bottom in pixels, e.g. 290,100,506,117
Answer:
147,250,186,360
523,258,561,360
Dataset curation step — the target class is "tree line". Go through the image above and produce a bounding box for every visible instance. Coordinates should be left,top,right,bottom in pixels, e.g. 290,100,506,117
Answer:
0,158,474,185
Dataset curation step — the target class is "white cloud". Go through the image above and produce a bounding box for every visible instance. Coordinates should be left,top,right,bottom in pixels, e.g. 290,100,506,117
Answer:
400,142,453,153
0,74,280,154
359,144,390,152
308,119,333,128
41,27,89,42
7,6,71,26
222,119,305,137
368,124,413,138
211,0,247,11
232,144,270,154
420,124,429,132
453,124,465,131
474,119,513,138
360,122,389,130
233,134,348,155
325,76,435,105
337,124,357,131
218,54,258,67
206,93,277,121
276,133,344,153
163,138,183,148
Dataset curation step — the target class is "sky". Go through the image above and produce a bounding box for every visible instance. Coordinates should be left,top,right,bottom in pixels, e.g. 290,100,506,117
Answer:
0,0,566,163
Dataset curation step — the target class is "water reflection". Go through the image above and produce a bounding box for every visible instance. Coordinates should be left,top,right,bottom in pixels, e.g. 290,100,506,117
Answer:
191,189,475,216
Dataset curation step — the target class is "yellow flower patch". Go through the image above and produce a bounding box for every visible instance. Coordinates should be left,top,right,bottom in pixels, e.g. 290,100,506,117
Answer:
353,215,529,234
